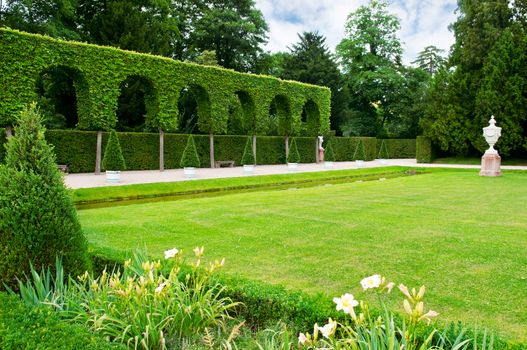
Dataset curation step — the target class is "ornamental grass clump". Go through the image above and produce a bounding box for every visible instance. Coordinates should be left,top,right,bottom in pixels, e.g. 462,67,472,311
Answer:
287,138,301,164
180,135,200,168
241,137,255,165
0,103,90,290
102,129,126,171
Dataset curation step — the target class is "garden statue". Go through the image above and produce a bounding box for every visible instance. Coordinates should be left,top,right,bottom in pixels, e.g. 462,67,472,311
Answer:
480,115,502,177
318,135,325,162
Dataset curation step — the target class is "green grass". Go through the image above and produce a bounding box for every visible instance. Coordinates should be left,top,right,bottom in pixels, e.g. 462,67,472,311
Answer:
433,156,527,166
78,169,527,341
72,166,414,205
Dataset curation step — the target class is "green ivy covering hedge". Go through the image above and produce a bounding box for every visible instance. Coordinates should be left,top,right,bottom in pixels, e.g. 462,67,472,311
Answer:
0,293,124,349
377,139,416,159
0,28,330,136
416,136,433,163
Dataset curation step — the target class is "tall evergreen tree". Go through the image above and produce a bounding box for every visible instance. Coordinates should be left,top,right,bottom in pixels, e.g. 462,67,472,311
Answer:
281,32,345,134
412,45,446,75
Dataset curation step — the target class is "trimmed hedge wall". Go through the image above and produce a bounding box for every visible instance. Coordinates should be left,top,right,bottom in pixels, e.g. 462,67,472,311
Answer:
331,137,377,161
0,293,124,349
0,28,330,137
377,139,416,159
416,136,433,163
36,130,418,173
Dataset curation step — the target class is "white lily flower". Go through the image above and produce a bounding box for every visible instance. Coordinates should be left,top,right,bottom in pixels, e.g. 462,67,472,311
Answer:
164,248,179,260
333,293,359,317
317,319,337,339
360,274,382,290
298,332,308,345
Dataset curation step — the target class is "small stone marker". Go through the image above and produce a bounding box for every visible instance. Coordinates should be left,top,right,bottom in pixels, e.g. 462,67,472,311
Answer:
480,115,502,177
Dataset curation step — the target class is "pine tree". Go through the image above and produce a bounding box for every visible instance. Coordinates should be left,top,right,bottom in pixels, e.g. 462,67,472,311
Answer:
0,103,90,289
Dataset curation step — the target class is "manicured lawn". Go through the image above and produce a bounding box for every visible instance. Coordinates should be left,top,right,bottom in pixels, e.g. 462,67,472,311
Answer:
79,169,527,341
433,156,527,166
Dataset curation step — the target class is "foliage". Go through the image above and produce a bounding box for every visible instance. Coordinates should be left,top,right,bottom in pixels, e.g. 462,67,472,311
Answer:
241,137,255,165
324,140,336,162
0,104,89,290
189,0,269,72
287,138,301,163
102,129,126,171
416,136,433,163
0,127,5,162
180,134,200,168
353,139,366,160
0,292,124,349
377,140,389,159
422,0,527,156
412,46,446,75
281,32,346,134
379,139,416,159
336,0,427,139
0,28,331,136
332,137,377,161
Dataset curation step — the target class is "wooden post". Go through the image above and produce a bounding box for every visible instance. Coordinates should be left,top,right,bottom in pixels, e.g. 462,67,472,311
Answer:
209,133,215,168
159,129,165,172
5,125,12,138
252,134,257,163
285,135,289,159
95,130,102,174
315,137,319,163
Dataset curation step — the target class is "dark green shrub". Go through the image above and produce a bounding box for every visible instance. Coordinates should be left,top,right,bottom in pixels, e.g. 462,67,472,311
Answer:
0,293,124,349
287,138,301,163
324,139,335,161
180,135,200,168
214,135,246,165
0,104,90,290
241,137,255,165
416,136,433,163
295,137,317,163
102,129,126,171
378,139,390,159
0,128,5,163
256,136,285,165
45,130,97,172
332,137,376,161
378,139,416,159
353,139,366,160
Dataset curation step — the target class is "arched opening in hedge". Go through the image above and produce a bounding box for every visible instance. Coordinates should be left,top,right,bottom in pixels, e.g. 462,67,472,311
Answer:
116,75,157,132
35,65,86,129
301,99,320,136
235,90,256,135
270,94,291,136
178,85,210,134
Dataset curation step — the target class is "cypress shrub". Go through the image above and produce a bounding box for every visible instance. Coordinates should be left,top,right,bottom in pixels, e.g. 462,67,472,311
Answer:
241,137,255,165
102,130,126,171
353,139,366,160
180,135,200,168
325,140,336,161
287,138,301,163
0,104,90,290
378,140,390,159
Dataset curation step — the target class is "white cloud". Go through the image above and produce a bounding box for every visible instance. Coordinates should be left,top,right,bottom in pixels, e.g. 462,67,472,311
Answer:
255,0,458,64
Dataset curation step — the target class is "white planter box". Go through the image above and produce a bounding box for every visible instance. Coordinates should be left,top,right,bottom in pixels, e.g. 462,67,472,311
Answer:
324,161,334,168
183,167,196,178
106,170,121,183
355,160,364,167
287,162,298,171
243,164,254,174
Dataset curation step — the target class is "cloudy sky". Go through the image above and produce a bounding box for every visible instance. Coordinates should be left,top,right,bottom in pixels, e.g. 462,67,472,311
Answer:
255,0,459,64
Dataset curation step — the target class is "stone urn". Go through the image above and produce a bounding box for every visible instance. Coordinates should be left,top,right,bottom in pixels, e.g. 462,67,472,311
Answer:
480,115,502,177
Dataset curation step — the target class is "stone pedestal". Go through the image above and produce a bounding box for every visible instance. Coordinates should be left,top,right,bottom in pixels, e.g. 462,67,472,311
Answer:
480,153,501,177
318,149,325,163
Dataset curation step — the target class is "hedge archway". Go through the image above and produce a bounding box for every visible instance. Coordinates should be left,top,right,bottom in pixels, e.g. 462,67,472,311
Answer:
301,99,321,136
116,75,158,131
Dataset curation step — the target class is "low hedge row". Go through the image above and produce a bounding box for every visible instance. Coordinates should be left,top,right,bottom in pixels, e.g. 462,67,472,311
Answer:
0,292,125,349
0,129,418,172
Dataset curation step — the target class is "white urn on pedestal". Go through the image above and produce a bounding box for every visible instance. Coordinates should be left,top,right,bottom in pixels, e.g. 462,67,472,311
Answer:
480,115,502,177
